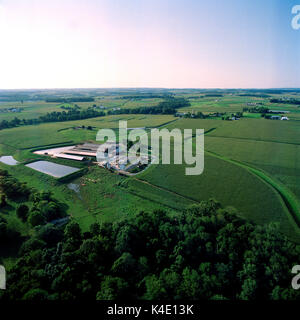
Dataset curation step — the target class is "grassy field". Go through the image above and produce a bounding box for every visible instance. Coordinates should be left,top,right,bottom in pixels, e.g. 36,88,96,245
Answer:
0,114,175,152
0,96,166,121
0,161,185,232
1,90,300,243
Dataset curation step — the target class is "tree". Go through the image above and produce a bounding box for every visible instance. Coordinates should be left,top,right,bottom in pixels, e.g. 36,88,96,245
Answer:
28,210,46,227
96,276,129,300
239,278,257,300
16,204,29,221
64,221,81,242
143,275,167,299
0,194,7,207
23,288,49,300
111,252,136,276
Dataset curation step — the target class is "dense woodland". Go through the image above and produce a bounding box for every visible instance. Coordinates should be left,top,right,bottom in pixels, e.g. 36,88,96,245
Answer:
0,176,299,300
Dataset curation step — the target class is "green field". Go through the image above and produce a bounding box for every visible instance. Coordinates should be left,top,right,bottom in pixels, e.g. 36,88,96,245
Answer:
136,152,300,242
0,114,175,152
205,136,300,198
1,89,300,244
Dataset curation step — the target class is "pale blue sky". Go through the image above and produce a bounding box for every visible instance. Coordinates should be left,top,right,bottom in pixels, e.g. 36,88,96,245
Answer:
0,0,299,88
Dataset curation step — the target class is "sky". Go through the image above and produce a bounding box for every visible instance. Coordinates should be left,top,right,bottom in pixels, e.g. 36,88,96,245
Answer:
0,0,299,89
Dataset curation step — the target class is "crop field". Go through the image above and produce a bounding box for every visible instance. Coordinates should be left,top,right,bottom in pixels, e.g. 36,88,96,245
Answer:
0,96,170,121
121,98,164,108
1,89,300,244
207,118,300,144
137,153,300,242
0,101,59,121
167,117,300,145
0,114,175,152
205,136,300,199
177,95,262,113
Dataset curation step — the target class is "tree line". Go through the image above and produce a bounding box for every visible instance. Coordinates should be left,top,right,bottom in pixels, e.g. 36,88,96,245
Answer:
243,107,269,114
0,98,190,131
45,97,94,103
270,98,300,105
0,108,106,130
107,98,190,116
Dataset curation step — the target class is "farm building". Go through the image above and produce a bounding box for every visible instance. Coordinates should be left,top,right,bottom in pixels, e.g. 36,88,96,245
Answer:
34,142,144,173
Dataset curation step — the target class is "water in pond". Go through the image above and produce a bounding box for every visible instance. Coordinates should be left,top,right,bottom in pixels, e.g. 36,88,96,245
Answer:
67,183,82,199
25,161,80,178
0,156,19,165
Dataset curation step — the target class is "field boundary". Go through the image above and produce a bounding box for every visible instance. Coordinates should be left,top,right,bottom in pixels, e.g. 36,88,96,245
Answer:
207,134,300,146
130,176,200,205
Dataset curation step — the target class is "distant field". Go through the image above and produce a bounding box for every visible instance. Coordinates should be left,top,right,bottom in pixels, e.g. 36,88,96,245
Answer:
121,98,164,109
167,118,300,145
0,101,59,120
177,94,300,119
0,114,175,151
0,97,130,121
207,118,300,144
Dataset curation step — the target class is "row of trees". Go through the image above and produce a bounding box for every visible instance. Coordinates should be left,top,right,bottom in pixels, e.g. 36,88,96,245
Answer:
45,97,94,103
108,98,191,116
0,98,190,130
178,111,243,120
1,198,299,300
270,98,300,105
0,108,106,130
120,95,172,99
243,107,269,113
60,104,81,110
39,108,105,123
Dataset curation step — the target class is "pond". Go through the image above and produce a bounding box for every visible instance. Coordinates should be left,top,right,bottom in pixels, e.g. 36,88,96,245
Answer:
25,161,80,178
67,183,82,199
0,156,19,165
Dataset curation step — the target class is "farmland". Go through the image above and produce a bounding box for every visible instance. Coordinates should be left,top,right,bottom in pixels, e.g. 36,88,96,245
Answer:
0,114,175,151
1,88,300,246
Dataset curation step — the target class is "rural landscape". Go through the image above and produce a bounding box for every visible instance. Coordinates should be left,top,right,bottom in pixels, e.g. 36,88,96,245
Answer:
0,0,299,306
0,88,300,300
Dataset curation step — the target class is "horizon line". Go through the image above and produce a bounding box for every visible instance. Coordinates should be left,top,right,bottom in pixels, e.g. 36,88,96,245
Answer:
0,87,300,91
